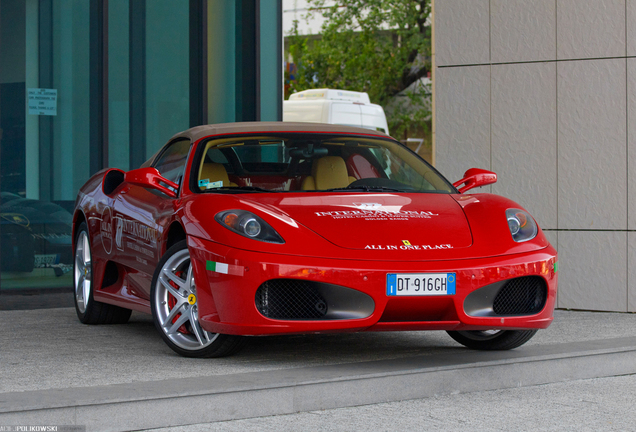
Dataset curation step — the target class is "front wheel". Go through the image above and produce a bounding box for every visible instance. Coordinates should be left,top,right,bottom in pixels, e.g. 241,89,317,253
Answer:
446,329,537,350
150,240,245,358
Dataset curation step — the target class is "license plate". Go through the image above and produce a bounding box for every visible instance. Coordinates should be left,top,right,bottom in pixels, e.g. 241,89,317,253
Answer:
34,254,61,268
386,273,456,296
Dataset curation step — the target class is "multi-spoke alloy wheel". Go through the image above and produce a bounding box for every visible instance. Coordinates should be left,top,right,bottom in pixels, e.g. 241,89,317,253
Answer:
73,221,132,324
74,229,92,314
153,248,218,350
447,329,537,350
150,240,245,358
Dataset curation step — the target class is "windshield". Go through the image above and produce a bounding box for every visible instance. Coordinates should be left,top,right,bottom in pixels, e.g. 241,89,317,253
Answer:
193,135,454,193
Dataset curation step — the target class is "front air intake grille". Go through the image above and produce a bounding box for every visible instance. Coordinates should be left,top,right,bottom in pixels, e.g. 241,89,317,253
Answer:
493,276,547,315
255,279,328,320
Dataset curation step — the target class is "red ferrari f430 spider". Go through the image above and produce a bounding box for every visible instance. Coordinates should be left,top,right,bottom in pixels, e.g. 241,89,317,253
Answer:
73,123,557,357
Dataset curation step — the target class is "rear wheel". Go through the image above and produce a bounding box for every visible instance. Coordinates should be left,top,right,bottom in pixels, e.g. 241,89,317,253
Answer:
150,240,245,358
446,329,537,350
74,222,131,324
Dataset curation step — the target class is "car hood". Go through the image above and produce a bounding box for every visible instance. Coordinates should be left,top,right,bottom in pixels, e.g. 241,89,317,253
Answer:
182,192,550,261
246,193,473,251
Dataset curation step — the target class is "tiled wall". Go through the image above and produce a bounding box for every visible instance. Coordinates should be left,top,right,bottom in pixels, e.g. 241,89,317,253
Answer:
434,0,635,312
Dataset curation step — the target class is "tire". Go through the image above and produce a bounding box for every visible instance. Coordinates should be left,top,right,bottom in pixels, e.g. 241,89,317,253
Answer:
150,240,245,358
74,222,132,324
446,329,538,350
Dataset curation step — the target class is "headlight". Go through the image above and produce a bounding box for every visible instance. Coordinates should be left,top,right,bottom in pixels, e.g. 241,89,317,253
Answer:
215,210,284,244
506,209,537,242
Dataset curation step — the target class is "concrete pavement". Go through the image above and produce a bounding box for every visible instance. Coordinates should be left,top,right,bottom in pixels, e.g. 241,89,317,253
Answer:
149,374,636,432
0,308,635,431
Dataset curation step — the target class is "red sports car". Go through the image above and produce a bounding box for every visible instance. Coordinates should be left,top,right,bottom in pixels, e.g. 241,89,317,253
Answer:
73,122,557,357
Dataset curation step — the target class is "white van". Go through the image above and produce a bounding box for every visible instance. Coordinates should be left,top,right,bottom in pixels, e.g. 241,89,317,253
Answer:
283,89,390,135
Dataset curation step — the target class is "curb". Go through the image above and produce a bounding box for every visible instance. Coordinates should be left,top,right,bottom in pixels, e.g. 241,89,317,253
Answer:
3,337,636,431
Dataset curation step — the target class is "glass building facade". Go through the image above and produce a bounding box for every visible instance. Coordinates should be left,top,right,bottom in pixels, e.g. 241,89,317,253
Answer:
0,0,282,304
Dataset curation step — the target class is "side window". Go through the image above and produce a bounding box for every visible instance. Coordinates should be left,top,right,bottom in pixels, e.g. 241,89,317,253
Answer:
153,139,191,186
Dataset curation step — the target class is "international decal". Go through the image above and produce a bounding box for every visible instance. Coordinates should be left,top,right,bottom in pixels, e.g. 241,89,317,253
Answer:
100,207,113,254
116,217,159,246
112,214,160,258
315,204,438,221
353,202,383,210
115,216,124,251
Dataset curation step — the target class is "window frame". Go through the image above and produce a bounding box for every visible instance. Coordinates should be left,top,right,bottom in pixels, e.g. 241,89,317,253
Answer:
151,138,193,197
188,132,457,194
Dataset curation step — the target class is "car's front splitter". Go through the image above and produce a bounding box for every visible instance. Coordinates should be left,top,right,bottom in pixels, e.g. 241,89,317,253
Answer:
187,236,557,336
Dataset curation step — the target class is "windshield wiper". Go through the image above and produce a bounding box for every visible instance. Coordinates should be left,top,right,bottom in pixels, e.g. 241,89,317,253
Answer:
322,185,410,193
206,186,273,193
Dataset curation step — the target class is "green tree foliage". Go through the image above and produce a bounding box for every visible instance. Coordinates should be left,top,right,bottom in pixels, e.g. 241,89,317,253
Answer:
286,0,431,139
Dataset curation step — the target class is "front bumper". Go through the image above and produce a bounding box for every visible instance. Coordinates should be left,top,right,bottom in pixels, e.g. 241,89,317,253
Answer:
188,236,557,336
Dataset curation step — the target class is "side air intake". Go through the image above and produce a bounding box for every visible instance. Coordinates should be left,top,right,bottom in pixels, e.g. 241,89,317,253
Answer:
464,276,548,317
255,279,375,321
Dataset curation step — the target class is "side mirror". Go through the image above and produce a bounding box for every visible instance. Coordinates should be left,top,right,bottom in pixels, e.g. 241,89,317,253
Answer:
452,168,497,194
125,167,178,198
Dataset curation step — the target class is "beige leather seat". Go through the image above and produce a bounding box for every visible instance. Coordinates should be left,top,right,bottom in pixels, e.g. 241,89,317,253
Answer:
301,160,318,190
302,156,353,190
199,163,236,189
301,175,316,190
